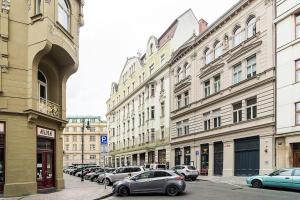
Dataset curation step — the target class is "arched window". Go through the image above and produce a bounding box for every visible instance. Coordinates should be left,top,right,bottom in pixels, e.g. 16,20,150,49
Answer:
214,41,222,59
150,43,154,55
183,62,190,77
247,16,256,38
38,70,47,99
58,0,70,31
233,25,243,47
204,48,211,65
177,67,182,83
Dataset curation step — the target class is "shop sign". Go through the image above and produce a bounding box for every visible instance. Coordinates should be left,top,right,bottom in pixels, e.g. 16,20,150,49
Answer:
37,127,55,139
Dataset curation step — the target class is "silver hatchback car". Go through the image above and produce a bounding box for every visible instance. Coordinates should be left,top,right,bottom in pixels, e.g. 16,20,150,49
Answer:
112,170,186,196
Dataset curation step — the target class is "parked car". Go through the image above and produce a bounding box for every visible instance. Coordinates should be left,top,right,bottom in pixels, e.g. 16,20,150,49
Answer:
64,166,76,174
112,170,186,196
246,168,300,189
88,168,115,182
172,165,199,181
149,164,167,170
97,166,145,185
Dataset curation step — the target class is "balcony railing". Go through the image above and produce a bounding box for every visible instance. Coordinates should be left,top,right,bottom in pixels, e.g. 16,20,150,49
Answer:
38,97,61,118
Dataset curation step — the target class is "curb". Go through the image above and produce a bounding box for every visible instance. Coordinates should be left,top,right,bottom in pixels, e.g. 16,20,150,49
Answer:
93,192,114,200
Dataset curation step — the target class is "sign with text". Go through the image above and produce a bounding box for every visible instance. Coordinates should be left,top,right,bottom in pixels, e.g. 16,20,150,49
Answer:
37,127,55,139
100,135,108,144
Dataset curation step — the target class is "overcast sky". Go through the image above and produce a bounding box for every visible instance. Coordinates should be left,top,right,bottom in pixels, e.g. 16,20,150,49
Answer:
66,0,239,119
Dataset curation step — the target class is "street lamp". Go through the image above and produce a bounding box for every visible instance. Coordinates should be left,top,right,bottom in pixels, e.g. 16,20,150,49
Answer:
81,118,90,182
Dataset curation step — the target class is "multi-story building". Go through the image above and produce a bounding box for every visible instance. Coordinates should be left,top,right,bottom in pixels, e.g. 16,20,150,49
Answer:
275,0,300,168
63,116,108,167
0,0,84,196
106,9,201,168
169,0,275,177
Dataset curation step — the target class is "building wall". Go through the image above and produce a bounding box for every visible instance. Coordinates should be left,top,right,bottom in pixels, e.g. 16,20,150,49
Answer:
0,0,83,197
275,0,300,168
63,117,108,167
169,0,275,176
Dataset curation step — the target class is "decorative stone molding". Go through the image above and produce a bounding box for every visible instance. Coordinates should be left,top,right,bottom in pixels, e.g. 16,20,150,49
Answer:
27,113,38,129
1,0,10,12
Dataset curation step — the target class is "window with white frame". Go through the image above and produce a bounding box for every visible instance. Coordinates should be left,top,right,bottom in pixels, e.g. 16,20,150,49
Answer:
233,26,243,46
296,13,300,39
214,75,220,93
150,84,155,97
177,94,182,109
246,97,257,120
204,48,211,65
160,77,164,91
161,101,165,117
176,121,182,136
58,0,71,31
247,55,257,78
151,106,155,119
183,119,189,135
90,135,96,142
90,144,96,151
204,80,210,97
233,64,242,84
177,67,182,83
65,144,69,151
214,41,222,59
233,101,242,123
184,91,189,106
296,60,300,82
203,112,211,130
72,135,77,142
65,136,69,142
213,109,221,128
247,16,256,38
296,102,300,125
160,126,165,139
183,62,190,78
151,129,155,141
149,64,154,75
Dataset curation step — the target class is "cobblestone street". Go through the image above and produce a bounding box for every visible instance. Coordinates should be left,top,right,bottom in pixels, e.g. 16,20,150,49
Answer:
2,174,112,200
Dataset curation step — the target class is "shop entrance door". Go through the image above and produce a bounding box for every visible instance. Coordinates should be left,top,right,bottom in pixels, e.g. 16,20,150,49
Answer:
37,139,54,189
293,143,300,167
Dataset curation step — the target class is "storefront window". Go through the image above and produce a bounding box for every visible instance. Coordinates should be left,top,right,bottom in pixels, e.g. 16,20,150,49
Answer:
0,122,5,191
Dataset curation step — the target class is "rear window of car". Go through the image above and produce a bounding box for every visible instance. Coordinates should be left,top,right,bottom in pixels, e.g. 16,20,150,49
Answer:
133,167,141,172
157,165,166,169
188,166,196,170
154,171,171,177
145,164,150,168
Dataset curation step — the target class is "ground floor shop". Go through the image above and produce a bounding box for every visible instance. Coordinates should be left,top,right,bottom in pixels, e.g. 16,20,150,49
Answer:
170,128,275,177
276,133,300,169
0,114,65,197
107,146,170,168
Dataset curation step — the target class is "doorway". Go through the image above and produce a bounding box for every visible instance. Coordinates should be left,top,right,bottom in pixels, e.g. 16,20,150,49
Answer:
214,142,223,176
37,138,54,189
293,143,300,167
0,122,5,193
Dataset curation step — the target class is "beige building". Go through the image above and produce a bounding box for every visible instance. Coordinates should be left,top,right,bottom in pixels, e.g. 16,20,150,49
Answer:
63,116,108,167
0,0,83,197
169,0,275,177
106,10,201,168
275,0,300,168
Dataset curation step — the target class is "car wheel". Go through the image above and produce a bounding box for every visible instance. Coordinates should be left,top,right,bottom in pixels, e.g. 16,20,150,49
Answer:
251,179,262,188
104,178,111,186
118,186,130,197
191,177,196,181
166,185,179,196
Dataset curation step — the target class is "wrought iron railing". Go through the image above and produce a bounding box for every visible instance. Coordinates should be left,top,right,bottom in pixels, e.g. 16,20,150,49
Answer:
38,97,61,118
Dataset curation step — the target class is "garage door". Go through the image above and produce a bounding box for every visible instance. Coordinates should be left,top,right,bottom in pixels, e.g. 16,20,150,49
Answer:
234,136,259,176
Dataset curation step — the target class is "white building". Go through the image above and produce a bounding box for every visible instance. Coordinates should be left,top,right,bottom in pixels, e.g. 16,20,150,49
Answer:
275,0,300,168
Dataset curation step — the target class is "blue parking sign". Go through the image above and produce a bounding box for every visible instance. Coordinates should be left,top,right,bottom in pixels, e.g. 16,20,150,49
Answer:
100,135,107,144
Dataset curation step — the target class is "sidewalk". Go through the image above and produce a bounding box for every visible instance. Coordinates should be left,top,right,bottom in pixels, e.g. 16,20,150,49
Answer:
197,175,247,187
2,174,112,200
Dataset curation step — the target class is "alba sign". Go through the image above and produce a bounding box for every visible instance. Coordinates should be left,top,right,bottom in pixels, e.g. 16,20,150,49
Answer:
37,127,55,139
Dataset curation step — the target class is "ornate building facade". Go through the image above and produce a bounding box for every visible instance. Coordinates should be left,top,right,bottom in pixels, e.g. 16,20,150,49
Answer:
275,0,300,168
0,0,83,196
106,9,200,168
169,0,275,177
63,116,108,167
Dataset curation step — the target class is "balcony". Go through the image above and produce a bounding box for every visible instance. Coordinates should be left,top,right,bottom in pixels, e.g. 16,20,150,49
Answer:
38,97,61,118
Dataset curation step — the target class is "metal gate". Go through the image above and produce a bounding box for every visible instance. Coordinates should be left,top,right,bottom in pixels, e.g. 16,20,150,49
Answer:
214,142,223,176
234,136,259,176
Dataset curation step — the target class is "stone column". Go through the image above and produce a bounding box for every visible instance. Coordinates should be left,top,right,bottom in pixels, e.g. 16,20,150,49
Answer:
154,150,158,163
208,143,214,176
223,140,234,177
124,156,128,166
114,157,118,168
180,147,184,165
170,149,175,168
190,146,196,167
194,145,200,170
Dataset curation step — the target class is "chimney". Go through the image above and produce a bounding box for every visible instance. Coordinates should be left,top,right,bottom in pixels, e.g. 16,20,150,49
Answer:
199,18,208,33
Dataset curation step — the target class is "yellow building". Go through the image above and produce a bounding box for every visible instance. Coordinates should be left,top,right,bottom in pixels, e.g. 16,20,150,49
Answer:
63,116,108,167
0,0,83,197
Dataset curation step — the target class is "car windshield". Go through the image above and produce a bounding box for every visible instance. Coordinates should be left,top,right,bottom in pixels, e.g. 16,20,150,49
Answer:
188,166,196,170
